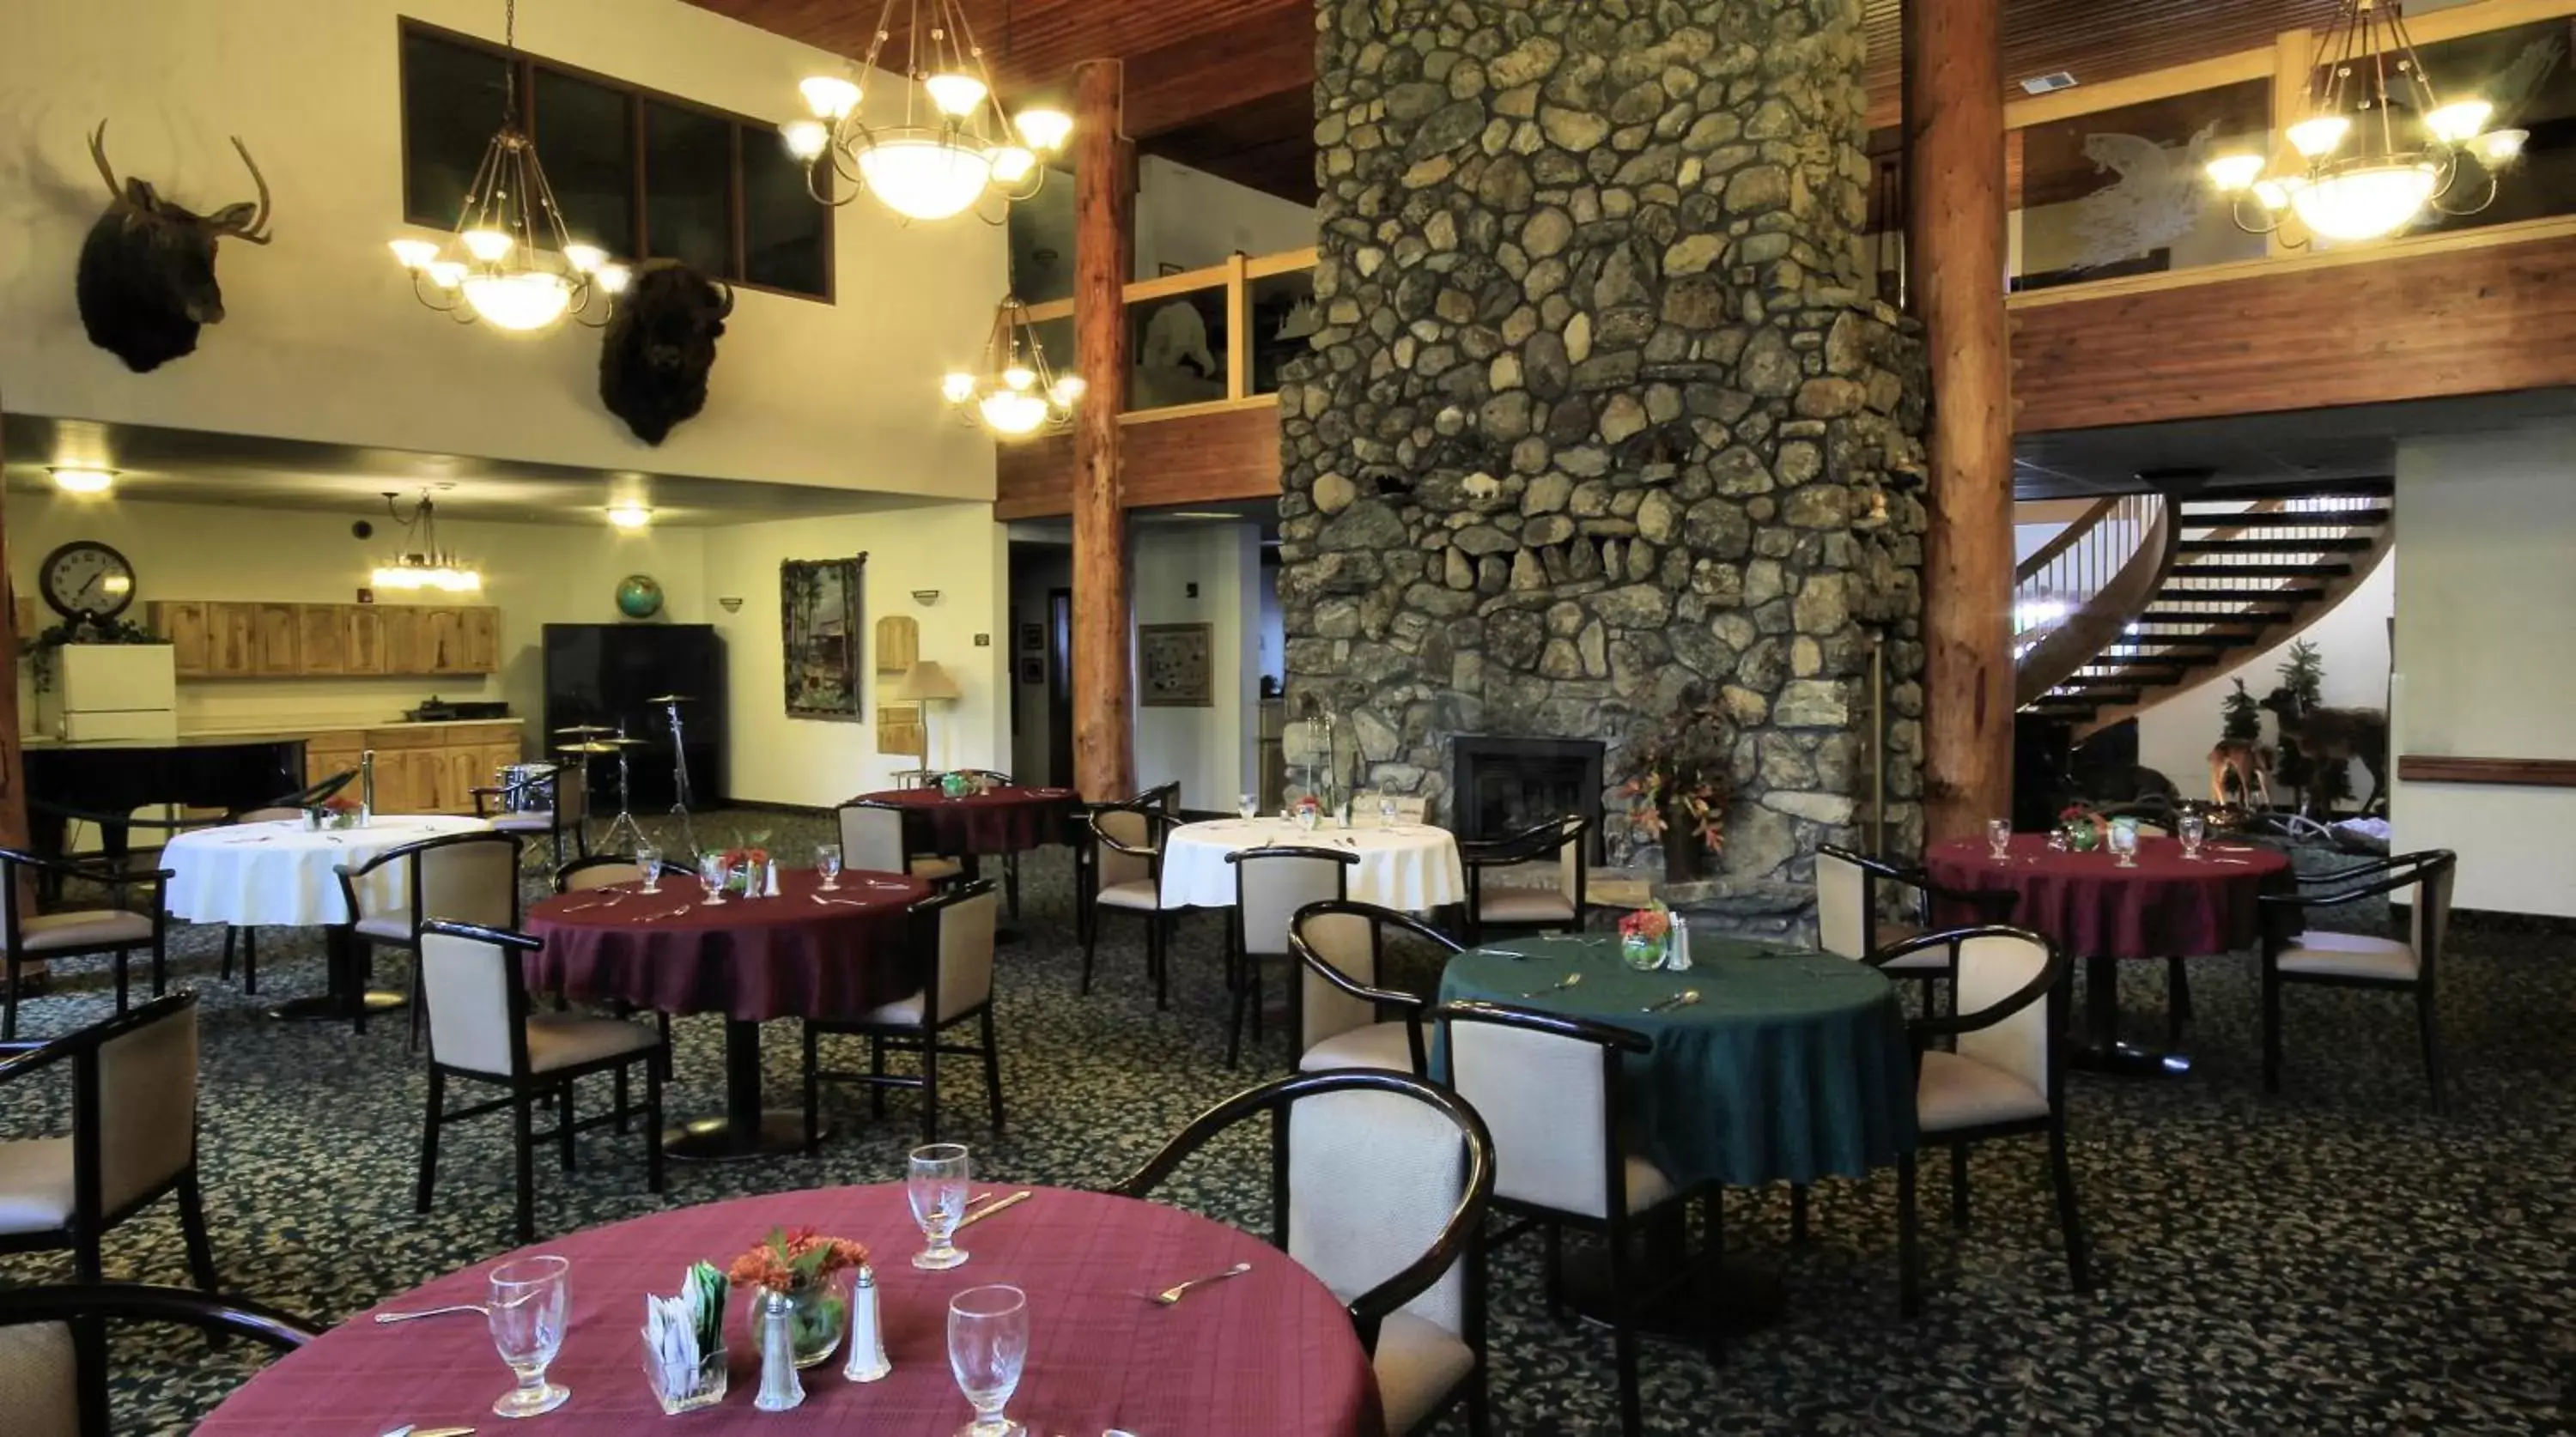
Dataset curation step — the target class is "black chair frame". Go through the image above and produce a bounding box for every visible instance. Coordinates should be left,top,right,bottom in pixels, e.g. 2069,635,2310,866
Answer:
1072,783,1180,947
1109,1067,1496,1434
802,879,1006,1148
334,829,526,1047
0,847,171,1042
1457,815,1592,946
0,1282,315,1437
1867,925,2089,1318
0,993,216,1290
1435,999,1722,1436
1081,805,1177,1008
1223,846,1358,1068
473,759,591,870
2257,848,2456,1111
1285,899,1461,1076
414,920,665,1244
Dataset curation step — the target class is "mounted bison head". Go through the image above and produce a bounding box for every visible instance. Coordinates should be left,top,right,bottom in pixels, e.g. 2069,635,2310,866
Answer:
75,122,273,373
598,259,732,446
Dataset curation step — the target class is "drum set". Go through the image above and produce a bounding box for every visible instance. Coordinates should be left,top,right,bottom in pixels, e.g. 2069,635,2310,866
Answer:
544,692,702,858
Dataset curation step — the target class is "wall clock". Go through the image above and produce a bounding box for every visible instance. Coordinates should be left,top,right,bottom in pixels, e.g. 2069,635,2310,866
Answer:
38,541,137,621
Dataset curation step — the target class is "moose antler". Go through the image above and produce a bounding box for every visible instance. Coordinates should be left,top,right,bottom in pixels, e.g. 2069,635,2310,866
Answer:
217,136,273,244
87,120,126,204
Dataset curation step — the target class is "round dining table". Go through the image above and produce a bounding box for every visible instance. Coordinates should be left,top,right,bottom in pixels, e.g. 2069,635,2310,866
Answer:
1160,816,1467,913
526,868,931,1161
849,784,1078,858
195,1184,1387,1437
161,813,492,1022
1925,832,2293,1075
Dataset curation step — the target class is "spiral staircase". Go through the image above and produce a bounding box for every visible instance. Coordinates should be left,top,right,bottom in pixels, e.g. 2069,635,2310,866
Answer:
2014,476,2394,734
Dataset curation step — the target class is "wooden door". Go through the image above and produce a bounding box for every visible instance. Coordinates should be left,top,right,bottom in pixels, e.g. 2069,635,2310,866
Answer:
343,606,386,674
152,602,212,676
423,608,467,674
252,603,300,676
304,732,365,788
206,603,258,677
295,605,347,675
403,749,452,814
459,608,499,674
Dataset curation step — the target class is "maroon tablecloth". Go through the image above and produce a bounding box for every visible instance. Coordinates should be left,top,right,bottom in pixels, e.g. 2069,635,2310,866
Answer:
1926,834,2291,961
526,869,933,1022
853,785,1078,857
197,1185,1387,1437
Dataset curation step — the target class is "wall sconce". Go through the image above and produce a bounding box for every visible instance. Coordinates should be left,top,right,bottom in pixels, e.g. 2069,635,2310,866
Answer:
719,597,744,613
911,589,941,606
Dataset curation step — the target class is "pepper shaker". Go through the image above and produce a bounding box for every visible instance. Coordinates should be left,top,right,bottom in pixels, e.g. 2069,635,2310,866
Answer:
841,1264,891,1382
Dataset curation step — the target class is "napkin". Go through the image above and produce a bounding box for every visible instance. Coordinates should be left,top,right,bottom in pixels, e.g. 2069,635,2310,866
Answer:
644,1262,727,1398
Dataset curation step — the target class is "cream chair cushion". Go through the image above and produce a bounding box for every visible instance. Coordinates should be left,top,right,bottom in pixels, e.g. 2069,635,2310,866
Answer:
1373,1310,1478,1434
2276,930,2418,981
525,1014,659,1074
0,1318,76,1437
354,913,413,943
97,1003,197,1215
489,814,557,834
416,840,518,930
15,911,152,954
909,856,963,882
0,1137,75,1233
1446,1018,1662,1220
1287,1091,1470,1341
838,804,908,875
1475,888,1577,925
1096,879,1159,913
1236,851,1349,957
1875,919,1947,973
1094,809,1156,890
1298,1021,1417,1075
1917,1049,2050,1132
1297,912,1379,1052
1953,931,2053,1106
561,862,648,892
859,889,1000,1027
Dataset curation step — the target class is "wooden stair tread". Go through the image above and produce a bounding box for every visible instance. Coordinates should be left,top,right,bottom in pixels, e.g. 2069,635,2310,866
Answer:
2175,537,2373,554
2175,508,2390,529
2173,476,2392,500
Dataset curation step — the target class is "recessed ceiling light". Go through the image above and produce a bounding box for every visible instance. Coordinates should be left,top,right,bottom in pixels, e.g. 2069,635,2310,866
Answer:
606,502,653,530
49,467,115,494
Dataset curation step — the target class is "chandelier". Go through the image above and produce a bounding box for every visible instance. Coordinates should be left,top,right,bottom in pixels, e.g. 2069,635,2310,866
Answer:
373,492,483,593
943,296,1084,438
2203,0,2527,244
779,0,1072,224
388,0,627,330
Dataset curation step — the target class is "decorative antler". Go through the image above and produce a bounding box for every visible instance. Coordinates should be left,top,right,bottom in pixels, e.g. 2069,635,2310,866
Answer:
216,136,273,244
87,120,127,205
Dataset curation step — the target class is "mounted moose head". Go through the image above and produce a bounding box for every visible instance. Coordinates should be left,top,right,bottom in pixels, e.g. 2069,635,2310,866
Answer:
597,259,733,446
75,121,274,373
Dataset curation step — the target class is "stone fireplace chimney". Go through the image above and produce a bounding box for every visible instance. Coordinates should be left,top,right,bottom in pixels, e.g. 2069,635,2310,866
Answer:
1278,0,1929,933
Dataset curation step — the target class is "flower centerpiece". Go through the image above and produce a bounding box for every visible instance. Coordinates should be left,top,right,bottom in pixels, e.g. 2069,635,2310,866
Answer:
1291,792,1323,833
939,770,975,799
312,794,363,831
1619,900,1673,971
2057,804,2103,852
1621,689,1732,883
722,829,774,893
728,1227,869,1370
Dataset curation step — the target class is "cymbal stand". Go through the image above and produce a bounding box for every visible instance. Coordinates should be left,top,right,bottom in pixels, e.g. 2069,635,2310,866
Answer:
663,698,702,860
595,722,652,858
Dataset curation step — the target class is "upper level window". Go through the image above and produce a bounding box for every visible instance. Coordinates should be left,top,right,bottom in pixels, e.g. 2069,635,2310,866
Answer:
398,21,830,301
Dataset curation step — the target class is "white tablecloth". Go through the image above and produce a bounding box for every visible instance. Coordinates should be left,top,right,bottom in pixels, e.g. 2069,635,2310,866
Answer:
161,816,495,926
1158,816,1467,913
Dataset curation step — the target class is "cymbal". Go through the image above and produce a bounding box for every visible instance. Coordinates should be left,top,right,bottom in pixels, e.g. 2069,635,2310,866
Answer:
646,693,696,704
556,738,648,754
551,724,615,737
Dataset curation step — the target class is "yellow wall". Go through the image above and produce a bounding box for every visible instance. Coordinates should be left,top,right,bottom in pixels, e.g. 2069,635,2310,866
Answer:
0,0,1000,500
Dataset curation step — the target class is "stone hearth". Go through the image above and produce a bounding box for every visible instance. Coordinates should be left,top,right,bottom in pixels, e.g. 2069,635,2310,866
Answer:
1277,0,1929,934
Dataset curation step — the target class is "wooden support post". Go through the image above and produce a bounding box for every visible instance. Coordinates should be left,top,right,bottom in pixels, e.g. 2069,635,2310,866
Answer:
1906,0,2014,843
1071,59,1137,803
0,394,28,984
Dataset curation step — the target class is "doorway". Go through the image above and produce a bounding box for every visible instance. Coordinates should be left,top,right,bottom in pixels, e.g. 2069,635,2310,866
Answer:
1048,587,1074,788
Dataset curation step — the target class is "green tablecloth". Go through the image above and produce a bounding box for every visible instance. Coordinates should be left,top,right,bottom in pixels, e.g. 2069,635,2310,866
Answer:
1436,933,1917,1189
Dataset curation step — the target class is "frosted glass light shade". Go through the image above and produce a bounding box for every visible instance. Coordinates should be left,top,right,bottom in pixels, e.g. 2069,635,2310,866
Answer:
990,145,1037,184
977,391,1048,435
595,264,632,295
1015,109,1072,151
461,227,514,263
389,238,440,269
563,243,607,274
2288,162,2438,241
2287,116,2351,158
461,270,573,331
2204,153,2265,191
857,136,993,221
940,372,979,403
781,119,830,161
924,73,987,118
1049,373,1086,404
800,76,861,120
2427,100,2492,144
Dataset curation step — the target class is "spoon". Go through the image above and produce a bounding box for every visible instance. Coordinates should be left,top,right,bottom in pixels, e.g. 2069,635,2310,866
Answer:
1516,973,1583,998
1643,989,1702,1014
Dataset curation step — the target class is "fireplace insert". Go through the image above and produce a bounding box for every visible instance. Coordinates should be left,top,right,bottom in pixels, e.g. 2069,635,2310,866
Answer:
1449,736,1605,860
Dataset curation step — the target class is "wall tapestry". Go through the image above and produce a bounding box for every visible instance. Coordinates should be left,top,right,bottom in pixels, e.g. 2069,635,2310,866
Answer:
1139,622,1213,708
781,555,866,720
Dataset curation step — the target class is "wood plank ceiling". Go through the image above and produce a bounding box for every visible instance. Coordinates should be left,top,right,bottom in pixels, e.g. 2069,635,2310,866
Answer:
690,0,2358,203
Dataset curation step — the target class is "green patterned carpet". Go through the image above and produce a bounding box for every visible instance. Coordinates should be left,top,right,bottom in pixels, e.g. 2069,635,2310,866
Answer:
2,813,2570,1434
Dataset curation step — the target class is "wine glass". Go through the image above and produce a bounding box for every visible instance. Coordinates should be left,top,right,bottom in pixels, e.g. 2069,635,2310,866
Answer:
1986,818,2011,862
635,843,662,894
1380,792,1400,830
1238,792,1258,821
697,852,731,905
486,1255,570,1418
2109,818,2140,869
908,1142,972,1270
817,842,844,891
948,1285,1030,1437
2179,813,2208,860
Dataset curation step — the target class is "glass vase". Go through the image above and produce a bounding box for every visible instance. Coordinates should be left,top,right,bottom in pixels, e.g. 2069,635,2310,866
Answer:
1621,935,1667,972
748,1270,849,1369
752,1289,805,1412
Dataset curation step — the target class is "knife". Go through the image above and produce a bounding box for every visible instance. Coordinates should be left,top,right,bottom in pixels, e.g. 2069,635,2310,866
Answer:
957,1190,1032,1230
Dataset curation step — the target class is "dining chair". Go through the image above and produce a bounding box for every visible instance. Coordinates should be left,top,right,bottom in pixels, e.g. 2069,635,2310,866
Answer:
1436,1000,1720,1435
553,853,690,1076
1867,925,2089,1318
1286,899,1458,1076
0,1282,315,1437
0,848,169,1042
1072,784,1182,947
1816,843,2018,991
336,830,523,1048
415,920,665,1244
1224,846,1358,1067
0,993,217,1290
1083,804,1175,1008
835,799,963,883
1457,815,1590,945
2257,849,2458,1111
1111,1069,1497,1436
474,760,589,870
801,880,1004,1147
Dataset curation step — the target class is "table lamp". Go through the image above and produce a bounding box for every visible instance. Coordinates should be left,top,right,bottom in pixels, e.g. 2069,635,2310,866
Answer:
885,660,963,771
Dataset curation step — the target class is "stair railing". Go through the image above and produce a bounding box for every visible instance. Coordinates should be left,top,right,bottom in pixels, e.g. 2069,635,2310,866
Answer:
2013,493,2172,706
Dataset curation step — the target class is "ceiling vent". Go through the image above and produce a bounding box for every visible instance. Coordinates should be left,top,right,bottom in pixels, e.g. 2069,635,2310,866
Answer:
2018,70,2078,95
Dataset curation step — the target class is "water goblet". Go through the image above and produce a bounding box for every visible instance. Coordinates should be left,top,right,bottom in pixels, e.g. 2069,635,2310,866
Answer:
698,852,731,905
2109,818,2140,869
1238,793,1258,821
817,842,844,890
947,1284,1030,1437
1986,817,2011,862
486,1254,571,1418
1380,792,1401,830
2179,813,2207,860
635,843,662,894
908,1142,972,1270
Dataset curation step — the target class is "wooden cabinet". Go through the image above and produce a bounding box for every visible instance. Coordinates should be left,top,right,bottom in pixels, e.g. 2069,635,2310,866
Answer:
343,606,386,675
207,603,258,677
251,604,299,676
143,601,498,678
295,605,347,674
305,730,366,786
458,608,499,675
149,602,213,676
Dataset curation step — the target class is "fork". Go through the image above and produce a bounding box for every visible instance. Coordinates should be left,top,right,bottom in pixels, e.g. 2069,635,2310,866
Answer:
1145,1260,1253,1307
373,1303,488,1324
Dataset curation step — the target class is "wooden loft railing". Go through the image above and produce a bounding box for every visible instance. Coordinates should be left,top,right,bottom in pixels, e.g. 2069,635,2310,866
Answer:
2012,494,2172,707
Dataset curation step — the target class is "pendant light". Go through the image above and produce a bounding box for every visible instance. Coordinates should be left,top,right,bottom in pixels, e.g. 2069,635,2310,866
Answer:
942,296,1084,438
373,491,483,592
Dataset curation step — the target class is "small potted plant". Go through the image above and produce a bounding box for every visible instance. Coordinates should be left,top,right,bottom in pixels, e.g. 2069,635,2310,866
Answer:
316,795,363,831
1619,901,1673,971
729,1228,870,1377
2057,804,2103,852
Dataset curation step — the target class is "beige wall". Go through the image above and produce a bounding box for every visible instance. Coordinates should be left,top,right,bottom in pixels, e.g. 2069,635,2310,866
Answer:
0,0,999,500
2392,424,2576,917
1133,522,1261,812
1133,156,1316,279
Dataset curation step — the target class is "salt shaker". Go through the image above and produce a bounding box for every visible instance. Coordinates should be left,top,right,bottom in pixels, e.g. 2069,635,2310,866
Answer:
841,1264,891,1382
762,859,783,899
1664,911,1693,971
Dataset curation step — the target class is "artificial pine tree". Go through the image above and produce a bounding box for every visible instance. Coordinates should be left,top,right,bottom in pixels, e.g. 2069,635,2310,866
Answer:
2221,678,2262,744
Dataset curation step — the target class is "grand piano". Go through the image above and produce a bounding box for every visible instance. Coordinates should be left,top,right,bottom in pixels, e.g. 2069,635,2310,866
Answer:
21,732,311,860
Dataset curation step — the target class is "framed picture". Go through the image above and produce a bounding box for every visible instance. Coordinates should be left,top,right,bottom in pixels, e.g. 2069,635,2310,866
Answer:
781,555,866,720
1157,261,1185,276
1019,621,1043,652
1139,622,1214,707
1018,656,1044,685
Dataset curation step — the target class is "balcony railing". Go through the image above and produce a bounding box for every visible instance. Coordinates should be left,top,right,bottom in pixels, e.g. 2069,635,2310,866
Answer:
1019,250,1317,425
